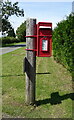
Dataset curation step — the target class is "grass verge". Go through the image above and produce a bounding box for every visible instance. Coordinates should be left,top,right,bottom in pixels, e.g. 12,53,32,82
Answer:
1,47,73,118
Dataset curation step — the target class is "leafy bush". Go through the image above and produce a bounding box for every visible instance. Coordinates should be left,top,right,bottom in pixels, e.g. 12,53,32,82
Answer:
0,37,20,45
16,21,26,42
53,13,74,72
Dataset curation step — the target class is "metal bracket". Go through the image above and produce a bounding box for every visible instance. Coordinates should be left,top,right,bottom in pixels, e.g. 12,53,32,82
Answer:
25,35,37,38
25,49,37,51
25,35,52,38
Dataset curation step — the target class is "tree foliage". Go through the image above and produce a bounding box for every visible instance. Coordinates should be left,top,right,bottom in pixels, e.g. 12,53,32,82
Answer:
2,0,24,19
1,0,24,36
2,18,16,37
53,13,74,72
16,21,26,42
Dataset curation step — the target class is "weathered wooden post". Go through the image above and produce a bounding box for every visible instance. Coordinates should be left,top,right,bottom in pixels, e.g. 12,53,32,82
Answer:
25,18,36,105
25,20,52,105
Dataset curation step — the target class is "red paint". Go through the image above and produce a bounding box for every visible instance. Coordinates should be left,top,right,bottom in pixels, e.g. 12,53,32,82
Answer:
36,22,52,57
25,22,52,57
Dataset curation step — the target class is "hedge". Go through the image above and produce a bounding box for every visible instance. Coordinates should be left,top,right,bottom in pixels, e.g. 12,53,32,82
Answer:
0,37,20,45
53,13,74,72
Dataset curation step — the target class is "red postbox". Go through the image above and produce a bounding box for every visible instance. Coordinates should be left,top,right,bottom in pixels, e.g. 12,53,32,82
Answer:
36,22,52,57
25,22,52,57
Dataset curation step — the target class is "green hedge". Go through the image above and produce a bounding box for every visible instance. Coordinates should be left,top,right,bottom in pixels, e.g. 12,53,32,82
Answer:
0,37,20,45
53,13,74,72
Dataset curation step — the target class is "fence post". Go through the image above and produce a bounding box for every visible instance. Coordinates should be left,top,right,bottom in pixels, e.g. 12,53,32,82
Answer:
25,18,36,105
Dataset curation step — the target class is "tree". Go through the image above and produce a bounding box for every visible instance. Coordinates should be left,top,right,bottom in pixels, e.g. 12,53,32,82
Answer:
1,0,24,36
2,17,16,37
7,28,16,37
16,21,26,42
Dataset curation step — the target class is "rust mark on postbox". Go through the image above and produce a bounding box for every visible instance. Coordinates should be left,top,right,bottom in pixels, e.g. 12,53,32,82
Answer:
25,22,52,57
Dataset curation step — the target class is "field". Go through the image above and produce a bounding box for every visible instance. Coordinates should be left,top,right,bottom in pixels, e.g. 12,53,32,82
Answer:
1,46,73,118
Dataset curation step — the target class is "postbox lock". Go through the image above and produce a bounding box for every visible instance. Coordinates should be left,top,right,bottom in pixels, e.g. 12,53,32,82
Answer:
43,36,47,38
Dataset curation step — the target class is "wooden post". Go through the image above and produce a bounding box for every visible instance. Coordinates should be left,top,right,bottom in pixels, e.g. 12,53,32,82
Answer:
25,18,36,105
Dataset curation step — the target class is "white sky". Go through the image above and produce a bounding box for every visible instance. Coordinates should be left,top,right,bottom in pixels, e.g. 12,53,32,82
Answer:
1,0,74,36
9,1,72,32
5,0,73,2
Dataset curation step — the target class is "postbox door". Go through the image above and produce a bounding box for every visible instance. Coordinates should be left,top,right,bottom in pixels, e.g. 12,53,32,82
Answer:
38,36,52,57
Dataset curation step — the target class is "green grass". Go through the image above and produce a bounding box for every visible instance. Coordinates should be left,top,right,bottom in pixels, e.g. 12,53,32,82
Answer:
1,47,73,118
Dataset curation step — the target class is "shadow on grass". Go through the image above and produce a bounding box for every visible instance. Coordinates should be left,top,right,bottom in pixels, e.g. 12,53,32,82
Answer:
1,72,51,78
0,74,25,77
36,92,74,106
36,72,51,75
